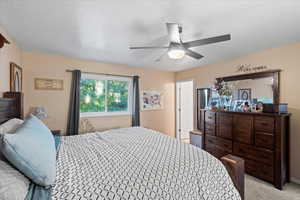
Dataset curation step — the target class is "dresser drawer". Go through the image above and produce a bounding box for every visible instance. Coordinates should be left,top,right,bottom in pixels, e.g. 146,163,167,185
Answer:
206,135,232,153
216,137,232,152
255,116,274,133
214,147,231,159
252,147,274,165
205,111,216,123
245,159,274,182
206,134,217,146
233,142,251,158
255,132,274,150
205,144,231,159
233,142,274,165
205,123,215,135
205,141,216,155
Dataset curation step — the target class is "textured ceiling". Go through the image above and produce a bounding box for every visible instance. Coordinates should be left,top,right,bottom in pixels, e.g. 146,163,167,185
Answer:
0,0,300,71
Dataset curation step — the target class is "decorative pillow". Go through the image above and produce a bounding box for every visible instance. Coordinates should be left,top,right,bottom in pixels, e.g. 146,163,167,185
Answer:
0,118,24,161
0,160,30,200
0,115,56,187
0,118,24,134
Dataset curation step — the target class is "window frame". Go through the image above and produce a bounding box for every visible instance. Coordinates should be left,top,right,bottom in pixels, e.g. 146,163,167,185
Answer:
80,73,133,118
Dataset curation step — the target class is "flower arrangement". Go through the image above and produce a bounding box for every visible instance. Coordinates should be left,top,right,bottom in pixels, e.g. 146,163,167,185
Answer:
213,80,233,97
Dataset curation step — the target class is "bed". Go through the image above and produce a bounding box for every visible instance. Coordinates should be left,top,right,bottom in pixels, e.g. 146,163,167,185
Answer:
0,93,242,200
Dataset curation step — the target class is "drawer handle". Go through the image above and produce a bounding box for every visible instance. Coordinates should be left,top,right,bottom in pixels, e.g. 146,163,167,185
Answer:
261,139,268,143
260,155,268,159
208,139,214,143
239,148,245,153
260,122,268,126
208,116,213,119
261,171,268,175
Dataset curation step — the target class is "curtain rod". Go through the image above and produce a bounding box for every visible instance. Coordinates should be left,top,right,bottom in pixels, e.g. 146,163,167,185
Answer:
66,69,135,78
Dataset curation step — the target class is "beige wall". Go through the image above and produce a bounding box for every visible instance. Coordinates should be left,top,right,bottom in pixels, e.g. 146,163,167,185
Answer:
176,42,300,181
0,25,22,96
22,52,176,137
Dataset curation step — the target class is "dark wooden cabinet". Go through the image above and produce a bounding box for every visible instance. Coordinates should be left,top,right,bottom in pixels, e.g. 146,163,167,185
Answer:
200,109,290,189
197,109,205,131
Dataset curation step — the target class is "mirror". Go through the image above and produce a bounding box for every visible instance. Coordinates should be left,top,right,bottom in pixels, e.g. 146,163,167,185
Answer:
213,70,280,111
227,77,274,103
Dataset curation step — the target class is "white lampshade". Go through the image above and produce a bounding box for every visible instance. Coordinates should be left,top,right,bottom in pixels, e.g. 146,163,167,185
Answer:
33,107,48,119
168,49,185,59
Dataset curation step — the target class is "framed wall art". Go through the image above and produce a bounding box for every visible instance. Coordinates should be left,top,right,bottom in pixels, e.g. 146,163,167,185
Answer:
10,62,22,92
34,78,64,90
141,90,164,111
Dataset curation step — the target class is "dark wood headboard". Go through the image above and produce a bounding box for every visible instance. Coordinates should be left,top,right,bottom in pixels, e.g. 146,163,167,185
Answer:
0,92,23,125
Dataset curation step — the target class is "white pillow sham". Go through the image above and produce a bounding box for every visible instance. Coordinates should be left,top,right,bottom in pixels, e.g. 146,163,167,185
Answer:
0,160,30,200
0,118,24,134
0,118,24,161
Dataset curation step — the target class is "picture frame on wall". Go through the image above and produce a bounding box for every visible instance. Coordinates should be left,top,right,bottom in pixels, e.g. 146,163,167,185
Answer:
34,78,64,90
10,62,22,92
141,90,164,111
238,88,251,101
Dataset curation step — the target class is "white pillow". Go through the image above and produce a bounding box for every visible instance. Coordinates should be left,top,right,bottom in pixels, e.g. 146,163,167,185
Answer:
0,119,24,161
0,118,24,134
0,160,30,200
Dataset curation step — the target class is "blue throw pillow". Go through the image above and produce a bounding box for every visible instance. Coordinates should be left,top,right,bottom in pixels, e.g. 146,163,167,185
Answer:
0,115,56,187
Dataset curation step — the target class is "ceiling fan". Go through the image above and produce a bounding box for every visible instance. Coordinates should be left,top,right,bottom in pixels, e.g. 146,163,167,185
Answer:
129,23,231,61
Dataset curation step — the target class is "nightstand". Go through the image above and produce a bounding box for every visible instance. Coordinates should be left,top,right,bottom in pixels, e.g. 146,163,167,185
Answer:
51,130,61,136
190,130,203,149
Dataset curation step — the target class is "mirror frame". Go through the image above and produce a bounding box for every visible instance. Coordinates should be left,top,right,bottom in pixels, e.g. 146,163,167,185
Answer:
216,69,281,104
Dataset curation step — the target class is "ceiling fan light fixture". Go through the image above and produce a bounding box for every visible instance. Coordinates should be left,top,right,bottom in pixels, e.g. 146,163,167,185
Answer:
168,48,185,59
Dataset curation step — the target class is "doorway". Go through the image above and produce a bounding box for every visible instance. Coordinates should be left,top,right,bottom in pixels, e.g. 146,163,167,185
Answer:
176,80,194,143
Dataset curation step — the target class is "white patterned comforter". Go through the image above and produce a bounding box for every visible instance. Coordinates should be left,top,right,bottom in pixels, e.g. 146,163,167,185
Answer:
51,127,241,200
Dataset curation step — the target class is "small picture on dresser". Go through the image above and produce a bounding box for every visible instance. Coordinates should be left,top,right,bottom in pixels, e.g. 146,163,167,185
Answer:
238,88,251,101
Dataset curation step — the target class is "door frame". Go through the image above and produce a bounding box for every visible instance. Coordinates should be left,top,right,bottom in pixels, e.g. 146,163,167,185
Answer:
175,79,195,140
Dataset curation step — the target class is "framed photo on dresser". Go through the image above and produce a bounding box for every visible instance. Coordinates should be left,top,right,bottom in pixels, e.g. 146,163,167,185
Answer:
238,88,251,101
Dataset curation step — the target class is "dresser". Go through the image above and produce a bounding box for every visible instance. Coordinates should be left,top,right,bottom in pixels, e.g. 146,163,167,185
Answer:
198,109,290,189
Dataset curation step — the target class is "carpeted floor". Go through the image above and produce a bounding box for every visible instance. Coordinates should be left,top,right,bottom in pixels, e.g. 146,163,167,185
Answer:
245,175,300,200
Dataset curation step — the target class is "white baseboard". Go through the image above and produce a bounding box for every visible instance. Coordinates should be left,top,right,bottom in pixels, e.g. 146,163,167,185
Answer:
291,177,300,185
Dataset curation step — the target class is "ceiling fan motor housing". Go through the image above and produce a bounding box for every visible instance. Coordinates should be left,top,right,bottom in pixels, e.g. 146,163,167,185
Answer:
178,26,183,34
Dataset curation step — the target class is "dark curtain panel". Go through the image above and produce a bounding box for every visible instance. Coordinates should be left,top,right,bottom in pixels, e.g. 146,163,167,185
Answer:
132,76,140,126
67,70,81,135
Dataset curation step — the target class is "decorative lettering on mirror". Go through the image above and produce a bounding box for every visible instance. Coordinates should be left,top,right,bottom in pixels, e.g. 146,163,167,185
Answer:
236,64,268,73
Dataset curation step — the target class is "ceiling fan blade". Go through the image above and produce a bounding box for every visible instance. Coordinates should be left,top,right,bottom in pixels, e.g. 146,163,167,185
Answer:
129,46,169,50
185,49,204,59
183,34,231,48
155,51,167,62
166,23,181,44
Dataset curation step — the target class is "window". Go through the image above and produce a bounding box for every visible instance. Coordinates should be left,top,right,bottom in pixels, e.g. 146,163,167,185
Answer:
80,73,132,117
